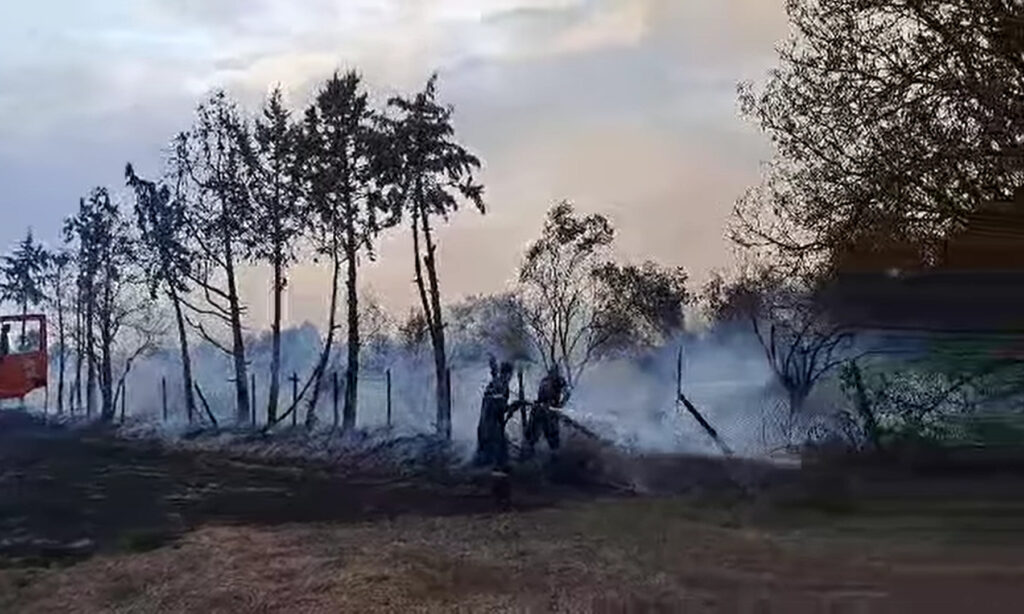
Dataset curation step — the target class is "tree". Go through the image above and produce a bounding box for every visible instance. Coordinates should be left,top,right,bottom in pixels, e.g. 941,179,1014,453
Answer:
64,193,104,417
382,74,485,440
297,71,392,430
173,91,253,425
448,293,533,366
126,163,198,423
518,201,616,388
243,87,303,425
1,229,49,338
732,0,1024,274
591,261,690,352
64,188,139,420
43,250,72,414
703,265,853,417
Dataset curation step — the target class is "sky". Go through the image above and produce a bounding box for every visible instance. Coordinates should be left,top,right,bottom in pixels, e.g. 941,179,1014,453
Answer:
0,0,789,328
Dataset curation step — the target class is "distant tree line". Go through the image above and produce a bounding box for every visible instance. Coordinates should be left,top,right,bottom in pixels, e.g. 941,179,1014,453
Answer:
1,70,691,436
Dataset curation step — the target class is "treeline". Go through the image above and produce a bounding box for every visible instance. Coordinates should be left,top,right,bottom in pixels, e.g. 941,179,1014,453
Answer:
1,70,691,435
704,0,1024,450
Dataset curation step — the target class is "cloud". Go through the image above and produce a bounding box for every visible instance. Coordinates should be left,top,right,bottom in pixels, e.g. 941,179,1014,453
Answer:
0,0,789,323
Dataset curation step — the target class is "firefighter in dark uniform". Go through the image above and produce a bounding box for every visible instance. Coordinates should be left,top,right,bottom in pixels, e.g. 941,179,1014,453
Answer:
524,364,568,458
475,359,515,470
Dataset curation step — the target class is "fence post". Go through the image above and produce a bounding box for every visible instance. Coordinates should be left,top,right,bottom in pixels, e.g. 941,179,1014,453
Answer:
291,372,299,427
386,369,392,428
332,371,339,429
250,373,256,427
120,382,126,423
161,377,167,422
676,345,683,400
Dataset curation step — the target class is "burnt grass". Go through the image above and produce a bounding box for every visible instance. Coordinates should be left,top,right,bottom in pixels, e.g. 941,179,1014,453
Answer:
6,409,722,569
8,407,1023,573
0,410,585,568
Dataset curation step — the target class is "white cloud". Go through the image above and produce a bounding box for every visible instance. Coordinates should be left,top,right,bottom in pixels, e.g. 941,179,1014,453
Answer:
0,0,789,321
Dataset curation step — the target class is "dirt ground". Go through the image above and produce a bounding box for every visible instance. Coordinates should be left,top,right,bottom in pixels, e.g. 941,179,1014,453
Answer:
3,411,1024,613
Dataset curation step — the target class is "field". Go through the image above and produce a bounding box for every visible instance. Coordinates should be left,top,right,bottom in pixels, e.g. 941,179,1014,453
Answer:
3,411,1024,613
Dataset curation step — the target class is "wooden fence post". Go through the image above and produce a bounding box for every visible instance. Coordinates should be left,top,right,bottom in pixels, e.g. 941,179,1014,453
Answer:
161,377,167,422
386,369,392,428
291,372,299,427
677,345,683,397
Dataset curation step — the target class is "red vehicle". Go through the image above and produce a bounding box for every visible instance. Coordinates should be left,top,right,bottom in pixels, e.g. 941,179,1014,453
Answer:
0,314,47,401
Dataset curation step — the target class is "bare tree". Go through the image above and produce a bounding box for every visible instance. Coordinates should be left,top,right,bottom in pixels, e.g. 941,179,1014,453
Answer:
517,201,615,388
704,265,853,417
111,298,168,416
381,74,485,439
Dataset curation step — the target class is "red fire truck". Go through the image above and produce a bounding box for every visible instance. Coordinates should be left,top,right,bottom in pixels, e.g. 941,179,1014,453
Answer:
0,314,48,401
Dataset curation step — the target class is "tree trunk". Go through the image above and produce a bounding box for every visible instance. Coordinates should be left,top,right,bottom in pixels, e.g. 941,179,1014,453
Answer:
85,297,95,418
849,363,882,451
416,207,450,440
72,282,82,414
305,242,342,426
56,284,65,414
99,282,114,421
268,257,283,424
788,387,808,420
100,328,114,420
167,286,196,424
223,235,250,426
343,234,359,432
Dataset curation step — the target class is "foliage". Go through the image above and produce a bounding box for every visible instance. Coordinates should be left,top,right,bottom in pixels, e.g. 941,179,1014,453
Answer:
732,0,1024,274
519,201,690,386
591,260,689,352
448,293,532,365
1,229,49,315
245,87,304,272
839,353,1024,448
125,164,192,298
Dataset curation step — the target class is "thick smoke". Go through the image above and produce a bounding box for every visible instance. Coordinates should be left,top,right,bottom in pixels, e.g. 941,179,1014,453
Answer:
26,314,805,462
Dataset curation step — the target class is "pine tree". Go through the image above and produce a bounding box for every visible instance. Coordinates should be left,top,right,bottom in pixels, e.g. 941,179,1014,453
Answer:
380,74,484,440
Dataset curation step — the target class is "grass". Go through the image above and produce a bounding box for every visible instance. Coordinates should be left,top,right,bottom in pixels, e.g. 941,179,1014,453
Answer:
4,492,1024,613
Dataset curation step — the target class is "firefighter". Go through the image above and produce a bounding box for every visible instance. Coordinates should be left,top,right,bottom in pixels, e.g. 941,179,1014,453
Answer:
474,359,515,470
524,364,569,458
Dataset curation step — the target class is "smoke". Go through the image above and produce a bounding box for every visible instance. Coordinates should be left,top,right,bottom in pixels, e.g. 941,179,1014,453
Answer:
36,317,800,462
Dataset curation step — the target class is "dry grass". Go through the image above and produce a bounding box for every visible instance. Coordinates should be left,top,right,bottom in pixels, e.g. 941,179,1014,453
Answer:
5,496,1024,613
